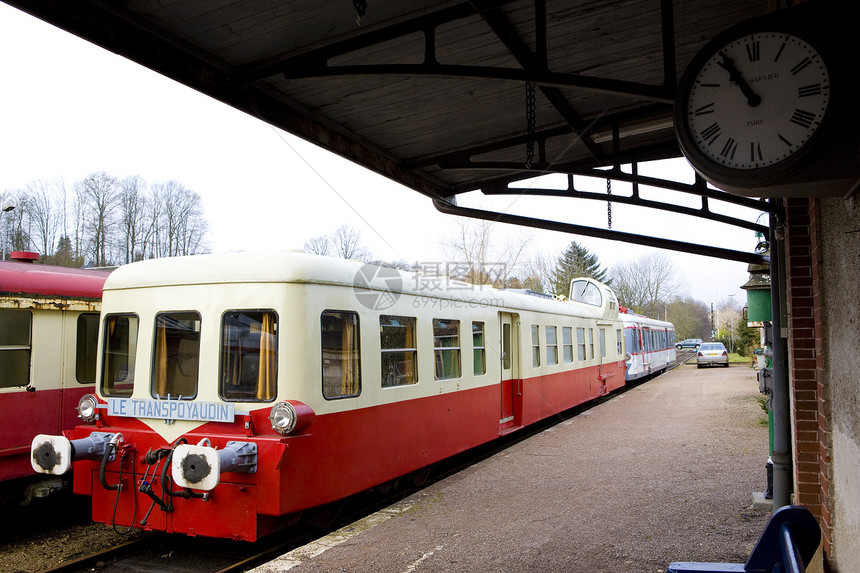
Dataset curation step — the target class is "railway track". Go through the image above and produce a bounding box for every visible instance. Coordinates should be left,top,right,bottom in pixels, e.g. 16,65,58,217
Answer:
671,348,698,369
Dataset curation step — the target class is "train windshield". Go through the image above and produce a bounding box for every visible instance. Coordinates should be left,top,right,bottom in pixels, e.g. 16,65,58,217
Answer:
101,314,139,397
151,312,201,399
570,280,602,306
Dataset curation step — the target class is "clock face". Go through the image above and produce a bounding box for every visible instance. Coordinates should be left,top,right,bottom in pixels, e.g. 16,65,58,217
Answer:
682,32,830,171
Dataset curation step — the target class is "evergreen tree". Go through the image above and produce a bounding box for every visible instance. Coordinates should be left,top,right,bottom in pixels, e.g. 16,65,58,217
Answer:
43,235,85,268
552,241,609,296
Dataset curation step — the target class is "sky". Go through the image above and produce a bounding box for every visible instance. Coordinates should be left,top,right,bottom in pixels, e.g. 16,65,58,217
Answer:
0,4,764,307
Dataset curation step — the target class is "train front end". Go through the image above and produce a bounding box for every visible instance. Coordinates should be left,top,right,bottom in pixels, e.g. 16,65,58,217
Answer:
29,255,317,541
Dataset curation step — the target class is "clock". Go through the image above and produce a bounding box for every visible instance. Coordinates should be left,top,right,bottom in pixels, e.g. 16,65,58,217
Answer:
675,23,832,193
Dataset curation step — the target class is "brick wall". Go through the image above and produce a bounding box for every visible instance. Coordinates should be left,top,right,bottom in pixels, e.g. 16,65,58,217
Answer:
783,197,832,563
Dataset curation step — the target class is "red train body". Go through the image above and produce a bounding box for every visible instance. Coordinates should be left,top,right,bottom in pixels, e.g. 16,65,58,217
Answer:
32,253,632,540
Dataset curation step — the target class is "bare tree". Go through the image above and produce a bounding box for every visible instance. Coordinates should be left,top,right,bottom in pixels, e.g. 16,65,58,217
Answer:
609,252,688,317
118,175,149,263
4,174,209,267
71,183,88,263
303,225,370,260
303,234,332,256
4,189,32,255
149,181,208,258
440,218,533,287
666,296,710,340
331,225,370,260
0,190,27,259
77,172,119,266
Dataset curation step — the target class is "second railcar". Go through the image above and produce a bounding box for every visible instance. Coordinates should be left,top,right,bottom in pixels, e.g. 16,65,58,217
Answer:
32,252,628,540
619,309,676,381
1,255,109,502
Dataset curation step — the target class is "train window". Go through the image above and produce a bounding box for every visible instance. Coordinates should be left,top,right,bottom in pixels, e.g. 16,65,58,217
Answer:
576,327,586,361
545,326,558,366
380,315,417,387
599,328,607,358
588,328,594,360
433,319,461,380
151,312,200,399
624,328,636,354
588,328,595,360
531,325,540,367
562,327,573,363
321,310,360,399
570,280,602,306
616,329,623,355
0,309,31,388
75,313,100,384
472,322,486,376
604,289,618,311
221,310,279,402
101,314,139,397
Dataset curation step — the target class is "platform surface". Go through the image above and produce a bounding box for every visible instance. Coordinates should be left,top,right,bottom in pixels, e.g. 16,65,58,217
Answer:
253,363,770,573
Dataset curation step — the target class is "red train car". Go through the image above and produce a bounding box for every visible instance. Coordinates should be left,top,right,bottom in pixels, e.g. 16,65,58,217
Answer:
0,253,110,503
31,252,628,540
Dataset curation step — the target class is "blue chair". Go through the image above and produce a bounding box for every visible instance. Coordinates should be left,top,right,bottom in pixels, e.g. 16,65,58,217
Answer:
668,506,820,573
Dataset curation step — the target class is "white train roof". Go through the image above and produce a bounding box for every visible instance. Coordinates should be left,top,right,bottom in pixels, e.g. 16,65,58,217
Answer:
104,252,618,320
619,310,674,329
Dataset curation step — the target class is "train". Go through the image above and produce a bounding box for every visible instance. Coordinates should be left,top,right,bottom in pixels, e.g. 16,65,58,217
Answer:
619,309,676,381
30,252,668,541
0,253,110,503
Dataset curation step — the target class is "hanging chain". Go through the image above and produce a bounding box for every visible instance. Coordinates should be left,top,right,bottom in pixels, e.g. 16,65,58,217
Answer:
525,81,536,169
353,0,367,25
606,178,613,229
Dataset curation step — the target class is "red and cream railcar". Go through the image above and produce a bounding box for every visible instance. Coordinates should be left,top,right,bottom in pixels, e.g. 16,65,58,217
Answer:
619,308,676,381
0,255,109,502
31,252,626,541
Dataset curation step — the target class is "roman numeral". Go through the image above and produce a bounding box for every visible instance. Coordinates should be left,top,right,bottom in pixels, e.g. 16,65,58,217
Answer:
694,102,715,116
721,137,738,159
791,57,813,75
798,83,823,97
790,109,816,129
774,42,786,63
746,41,760,62
778,133,794,148
700,122,721,145
750,142,762,163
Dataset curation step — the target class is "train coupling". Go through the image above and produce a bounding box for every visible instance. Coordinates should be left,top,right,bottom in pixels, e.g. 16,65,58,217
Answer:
171,439,258,491
31,432,119,475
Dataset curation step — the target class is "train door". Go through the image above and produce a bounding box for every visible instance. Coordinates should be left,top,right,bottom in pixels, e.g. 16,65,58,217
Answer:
641,327,652,375
499,312,520,431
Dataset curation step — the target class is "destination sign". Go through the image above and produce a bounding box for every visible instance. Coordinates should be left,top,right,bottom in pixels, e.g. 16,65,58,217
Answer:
107,398,235,423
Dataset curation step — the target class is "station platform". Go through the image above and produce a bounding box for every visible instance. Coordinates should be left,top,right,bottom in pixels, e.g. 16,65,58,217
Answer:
252,364,771,573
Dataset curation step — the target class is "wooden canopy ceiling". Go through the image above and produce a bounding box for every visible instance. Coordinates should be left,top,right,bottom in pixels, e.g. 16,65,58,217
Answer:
5,0,790,262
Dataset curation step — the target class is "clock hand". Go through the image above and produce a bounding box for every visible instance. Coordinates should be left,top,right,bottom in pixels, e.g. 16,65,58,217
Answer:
716,52,761,107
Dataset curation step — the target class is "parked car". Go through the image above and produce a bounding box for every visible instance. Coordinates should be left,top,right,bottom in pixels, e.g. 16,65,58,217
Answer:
676,338,703,349
696,342,729,368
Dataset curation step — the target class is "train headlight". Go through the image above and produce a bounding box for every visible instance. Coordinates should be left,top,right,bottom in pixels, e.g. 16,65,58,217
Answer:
77,394,99,423
269,401,297,434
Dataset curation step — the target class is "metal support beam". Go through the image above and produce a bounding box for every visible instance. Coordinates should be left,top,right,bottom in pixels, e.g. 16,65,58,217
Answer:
433,198,768,265
769,201,792,510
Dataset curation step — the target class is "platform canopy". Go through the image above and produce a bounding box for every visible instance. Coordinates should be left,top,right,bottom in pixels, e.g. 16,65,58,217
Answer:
3,0,780,262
